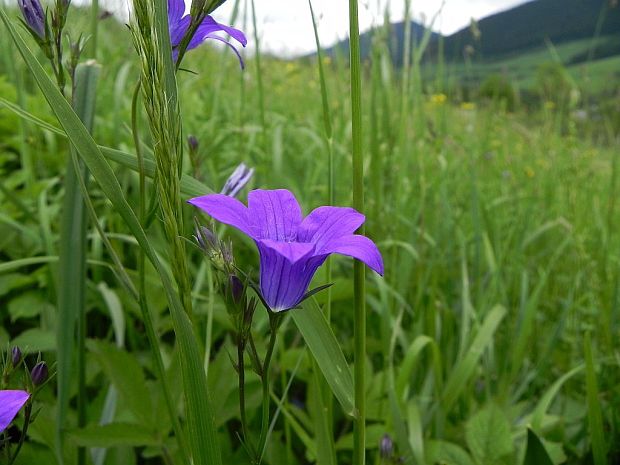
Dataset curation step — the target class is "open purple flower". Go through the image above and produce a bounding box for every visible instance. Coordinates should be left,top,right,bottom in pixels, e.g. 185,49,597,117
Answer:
0,390,29,432
168,0,247,65
189,189,384,312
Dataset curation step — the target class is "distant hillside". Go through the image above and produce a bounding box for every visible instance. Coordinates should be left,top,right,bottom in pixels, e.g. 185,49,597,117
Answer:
437,0,620,61
316,21,439,64
315,0,620,67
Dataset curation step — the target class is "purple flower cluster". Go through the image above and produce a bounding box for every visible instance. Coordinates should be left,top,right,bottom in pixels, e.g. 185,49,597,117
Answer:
168,0,247,64
190,189,383,312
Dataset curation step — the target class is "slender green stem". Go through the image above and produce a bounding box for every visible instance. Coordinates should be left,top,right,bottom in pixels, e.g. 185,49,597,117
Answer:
349,0,366,463
90,0,99,59
250,0,266,152
237,338,254,455
257,313,281,459
8,402,31,465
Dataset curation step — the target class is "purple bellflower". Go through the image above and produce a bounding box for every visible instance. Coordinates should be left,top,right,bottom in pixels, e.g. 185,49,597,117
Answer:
0,390,29,432
18,0,46,39
189,189,384,312
168,0,247,65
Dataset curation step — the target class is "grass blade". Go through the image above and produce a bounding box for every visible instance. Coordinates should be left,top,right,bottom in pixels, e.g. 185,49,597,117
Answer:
292,299,355,417
584,332,607,465
0,11,221,465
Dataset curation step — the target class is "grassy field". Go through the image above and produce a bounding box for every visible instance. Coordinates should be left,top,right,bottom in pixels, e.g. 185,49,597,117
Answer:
0,3,619,465
426,35,620,96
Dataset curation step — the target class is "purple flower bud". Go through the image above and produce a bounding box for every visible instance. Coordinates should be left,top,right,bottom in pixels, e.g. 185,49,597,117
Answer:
187,135,199,153
379,434,393,459
30,361,48,386
220,163,254,198
11,347,22,367
194,225,218,252
229,275,244,305
18,0,46,39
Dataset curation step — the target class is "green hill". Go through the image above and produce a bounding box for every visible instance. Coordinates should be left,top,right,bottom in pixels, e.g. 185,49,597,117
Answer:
438,0,620,61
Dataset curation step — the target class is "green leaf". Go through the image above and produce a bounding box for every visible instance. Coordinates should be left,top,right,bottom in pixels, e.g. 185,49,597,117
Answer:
0,98,212,198
68,423,159,448
88,340,154,426
12,328,56,353
426,440,475,465
0,272,35,297
523,429,553,465
292,298,355,417
584,332,608,465
465,404,514,465
8,291,45,321
442,305,507,412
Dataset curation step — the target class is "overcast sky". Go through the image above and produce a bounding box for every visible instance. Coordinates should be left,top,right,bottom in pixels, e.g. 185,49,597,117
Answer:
92,0,531,56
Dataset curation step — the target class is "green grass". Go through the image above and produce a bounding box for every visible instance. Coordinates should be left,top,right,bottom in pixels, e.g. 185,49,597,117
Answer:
0,5,619,465
429,34,620,94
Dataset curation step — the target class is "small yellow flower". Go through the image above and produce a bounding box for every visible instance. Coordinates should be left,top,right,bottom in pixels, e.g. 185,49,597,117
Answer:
429,93,447,105
460,102,476,110
544,101,555,110
525,166,535,178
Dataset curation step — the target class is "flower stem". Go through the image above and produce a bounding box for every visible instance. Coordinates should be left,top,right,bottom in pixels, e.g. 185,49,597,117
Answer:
348,0,366,463
8,402,31,465
257,312,281,459
237,339,253,454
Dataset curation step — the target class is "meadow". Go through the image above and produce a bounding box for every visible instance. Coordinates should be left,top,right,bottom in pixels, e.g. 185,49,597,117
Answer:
0,1,619,464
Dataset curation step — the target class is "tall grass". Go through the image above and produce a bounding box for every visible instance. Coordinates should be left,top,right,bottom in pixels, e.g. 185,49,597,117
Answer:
0,2,619,465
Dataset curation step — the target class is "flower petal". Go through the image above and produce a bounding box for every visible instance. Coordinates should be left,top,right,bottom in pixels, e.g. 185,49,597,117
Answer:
321,234,384,275
0,390,29,432
248,189,302,241
298,206,365,252
202,34,246,69
188,194,254,238
169,14,190,47
197,16,248,47
167,0,186,24
256,240,324,311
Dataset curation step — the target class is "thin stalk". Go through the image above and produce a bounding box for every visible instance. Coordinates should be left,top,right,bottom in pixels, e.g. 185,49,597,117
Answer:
56,62,97,465
90,0,99,58
349,0,366,463
8,402,32,465
237,338,254,455
257,313,281,459
250,0,266,153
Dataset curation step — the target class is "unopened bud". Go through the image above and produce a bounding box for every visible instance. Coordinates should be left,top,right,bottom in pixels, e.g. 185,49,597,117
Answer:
220,163,254,198
229,275,244,305
30,361,48,386
18,0,46,39
187,135,199,153
379,434,394,459
11,347,22,367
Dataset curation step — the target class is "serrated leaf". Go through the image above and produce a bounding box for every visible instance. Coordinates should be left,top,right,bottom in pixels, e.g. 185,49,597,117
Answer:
465,404,513,465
